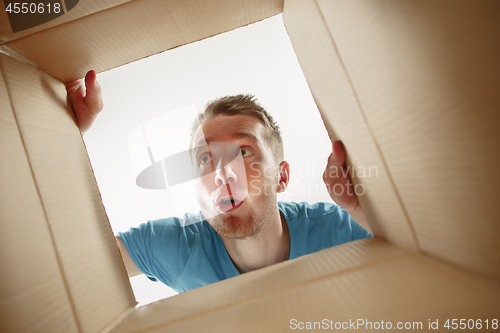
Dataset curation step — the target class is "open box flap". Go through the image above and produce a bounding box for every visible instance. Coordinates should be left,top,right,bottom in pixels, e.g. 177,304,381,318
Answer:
0,0,283,82
0,53,80,333
285,0,500,281
0,0,135,43
0,53,136,333
110,238,500,332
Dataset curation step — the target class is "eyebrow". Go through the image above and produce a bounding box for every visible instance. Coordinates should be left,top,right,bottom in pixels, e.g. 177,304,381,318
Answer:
194,132,258,147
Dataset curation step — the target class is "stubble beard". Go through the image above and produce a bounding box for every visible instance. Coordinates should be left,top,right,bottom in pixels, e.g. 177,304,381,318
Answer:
201,190,278,240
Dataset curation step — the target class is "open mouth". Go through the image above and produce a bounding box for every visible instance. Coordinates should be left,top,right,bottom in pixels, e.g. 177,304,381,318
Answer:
221,198,237,205
216,197,243,213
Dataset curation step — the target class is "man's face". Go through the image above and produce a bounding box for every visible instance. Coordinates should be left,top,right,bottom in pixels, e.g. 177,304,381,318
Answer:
192,114,281,239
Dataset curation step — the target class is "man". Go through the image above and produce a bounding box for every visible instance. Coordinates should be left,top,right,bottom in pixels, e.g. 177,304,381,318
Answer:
67,71,371,293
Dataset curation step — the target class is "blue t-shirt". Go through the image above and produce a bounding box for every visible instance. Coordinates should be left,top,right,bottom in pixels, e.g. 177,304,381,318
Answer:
118,201,371,293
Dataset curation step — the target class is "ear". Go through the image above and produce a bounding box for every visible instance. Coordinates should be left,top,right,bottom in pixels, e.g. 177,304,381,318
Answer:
277,161,290,193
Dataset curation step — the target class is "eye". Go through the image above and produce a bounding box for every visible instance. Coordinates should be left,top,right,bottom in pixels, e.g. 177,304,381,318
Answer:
240,148,253,157
200,154,213,164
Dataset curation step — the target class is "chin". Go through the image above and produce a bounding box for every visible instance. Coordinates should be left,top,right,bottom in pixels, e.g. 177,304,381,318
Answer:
208,214,258,239
199,191,278,239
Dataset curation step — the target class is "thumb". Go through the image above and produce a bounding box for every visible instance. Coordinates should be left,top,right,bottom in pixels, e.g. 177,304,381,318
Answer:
332,140,346,165
83,70,103,116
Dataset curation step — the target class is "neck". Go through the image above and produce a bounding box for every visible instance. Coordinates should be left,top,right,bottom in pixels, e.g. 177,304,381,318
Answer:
222,206,290,274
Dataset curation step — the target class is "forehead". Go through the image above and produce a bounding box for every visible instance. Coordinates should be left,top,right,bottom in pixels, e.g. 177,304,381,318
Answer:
193,114,267,146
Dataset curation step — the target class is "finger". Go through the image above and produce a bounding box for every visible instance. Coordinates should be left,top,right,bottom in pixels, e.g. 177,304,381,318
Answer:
66,77,83,92
323,160,349,189
323,141,346,185
66,78,85,110
328,171,358,209
324,164,359,210
323,141,359,210
83,70,103,116
332,140,346,165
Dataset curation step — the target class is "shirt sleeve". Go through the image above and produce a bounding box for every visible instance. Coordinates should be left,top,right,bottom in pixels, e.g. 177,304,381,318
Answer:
117,218,196,287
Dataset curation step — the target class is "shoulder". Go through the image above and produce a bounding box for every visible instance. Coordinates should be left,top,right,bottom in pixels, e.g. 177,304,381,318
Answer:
278,201,343,221
143,211,205,230
278,201,356,236
119,211,210,245
279,201,371,249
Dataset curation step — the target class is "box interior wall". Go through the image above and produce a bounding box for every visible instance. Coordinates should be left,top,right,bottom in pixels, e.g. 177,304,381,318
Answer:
0,0,499,332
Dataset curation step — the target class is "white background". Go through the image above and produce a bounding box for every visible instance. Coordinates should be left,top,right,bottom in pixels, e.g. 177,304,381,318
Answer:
84,14,334,306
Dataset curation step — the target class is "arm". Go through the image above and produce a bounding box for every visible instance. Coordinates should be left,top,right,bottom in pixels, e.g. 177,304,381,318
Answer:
323,140,371,234
115,236,143,277
66,70,103,134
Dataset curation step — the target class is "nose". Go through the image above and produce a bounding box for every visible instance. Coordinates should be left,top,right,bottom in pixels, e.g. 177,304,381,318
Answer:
214,158,238,187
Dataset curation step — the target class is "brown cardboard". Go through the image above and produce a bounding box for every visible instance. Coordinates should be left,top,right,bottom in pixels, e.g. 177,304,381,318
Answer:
0,0,499,332
0,0,284,82
0,55,79,333
110,238,408,333
283,0,419,252
0,53,136,332
305,0,500,281
0,0,133,43
110,238,500,332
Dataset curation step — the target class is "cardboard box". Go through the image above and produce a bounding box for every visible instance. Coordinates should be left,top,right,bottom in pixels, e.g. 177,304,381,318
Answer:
1,0,499,332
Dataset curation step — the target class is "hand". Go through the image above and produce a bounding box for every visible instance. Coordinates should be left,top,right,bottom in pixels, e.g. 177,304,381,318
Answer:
66,70,103,134
323,141,370,233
